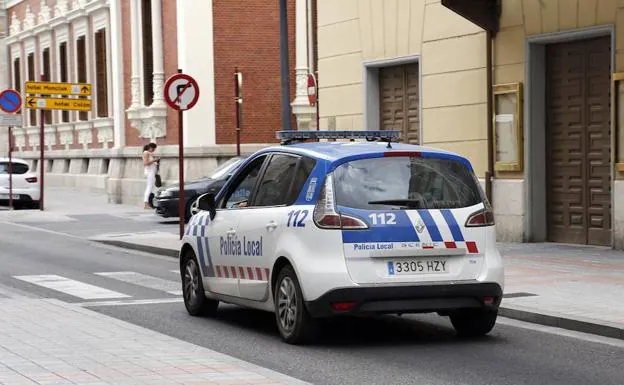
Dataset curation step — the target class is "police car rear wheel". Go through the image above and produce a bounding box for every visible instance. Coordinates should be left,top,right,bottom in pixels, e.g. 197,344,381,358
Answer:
450,309,497,337
182,250,218,316
274,266,317,344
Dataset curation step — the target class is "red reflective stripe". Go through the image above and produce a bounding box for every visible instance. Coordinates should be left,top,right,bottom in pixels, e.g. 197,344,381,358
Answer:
444,241,457,249
215,266,221,277
230,266,237,278
264,268,270,281
256,267,263,280
466,241,478,254
423,245,434,249
384,151,422,158
247,267,254,280
223,266,229,278
239,266,245,279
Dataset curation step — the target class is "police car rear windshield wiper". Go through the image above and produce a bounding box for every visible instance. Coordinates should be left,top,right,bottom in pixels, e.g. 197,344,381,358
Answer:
367,199,425,209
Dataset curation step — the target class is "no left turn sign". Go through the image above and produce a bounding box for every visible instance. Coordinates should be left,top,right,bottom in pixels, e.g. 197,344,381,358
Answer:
164,73,200,111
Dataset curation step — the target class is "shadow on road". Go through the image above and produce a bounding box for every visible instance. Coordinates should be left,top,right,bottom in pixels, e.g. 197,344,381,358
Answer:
208,305,502,347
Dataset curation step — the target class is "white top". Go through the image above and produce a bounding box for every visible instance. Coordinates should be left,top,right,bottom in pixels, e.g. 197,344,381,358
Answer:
144,151,157,175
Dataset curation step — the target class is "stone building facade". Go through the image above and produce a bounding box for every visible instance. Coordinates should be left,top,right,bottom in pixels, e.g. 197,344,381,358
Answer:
2,0,318,205
316,0,624,249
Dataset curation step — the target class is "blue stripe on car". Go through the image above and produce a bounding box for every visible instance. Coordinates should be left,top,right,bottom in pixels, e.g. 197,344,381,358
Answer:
417,209,443,242
440,209,465,241
340,208,420,243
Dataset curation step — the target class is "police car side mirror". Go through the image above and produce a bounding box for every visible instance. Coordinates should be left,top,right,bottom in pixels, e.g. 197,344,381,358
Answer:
198,193,217,220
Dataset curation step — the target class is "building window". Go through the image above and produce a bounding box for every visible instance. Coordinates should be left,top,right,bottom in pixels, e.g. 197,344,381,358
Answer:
76,36,88,121
59,42,70,123
42,48,52,124
27,53,36,126
13,58,21,92
94,29,108,118
141,0,154,106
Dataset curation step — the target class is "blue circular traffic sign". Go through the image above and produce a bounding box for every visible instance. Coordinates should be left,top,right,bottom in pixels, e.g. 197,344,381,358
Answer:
0,89,22,114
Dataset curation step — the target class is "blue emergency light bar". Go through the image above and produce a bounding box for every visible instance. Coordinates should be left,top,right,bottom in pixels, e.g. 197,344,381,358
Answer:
276,130,401,144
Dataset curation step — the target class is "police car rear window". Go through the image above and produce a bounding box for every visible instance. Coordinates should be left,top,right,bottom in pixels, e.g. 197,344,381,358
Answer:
333,156,483,210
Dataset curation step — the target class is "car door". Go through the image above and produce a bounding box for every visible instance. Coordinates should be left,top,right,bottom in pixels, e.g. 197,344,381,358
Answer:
236,154,316,301
203,155,268,297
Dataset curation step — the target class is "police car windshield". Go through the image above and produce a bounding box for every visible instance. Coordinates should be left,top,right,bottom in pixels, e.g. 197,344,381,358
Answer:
333,156,483,210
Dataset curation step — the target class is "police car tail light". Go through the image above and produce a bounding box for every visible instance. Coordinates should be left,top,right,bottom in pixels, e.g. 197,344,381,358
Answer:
313,175,368,229
465,207,495,227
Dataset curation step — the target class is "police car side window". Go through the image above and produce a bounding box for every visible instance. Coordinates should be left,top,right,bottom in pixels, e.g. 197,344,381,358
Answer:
221,156,267,209
253,154,301,207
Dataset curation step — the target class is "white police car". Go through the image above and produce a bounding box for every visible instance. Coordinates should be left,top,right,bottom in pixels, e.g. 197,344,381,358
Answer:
179,130,504,344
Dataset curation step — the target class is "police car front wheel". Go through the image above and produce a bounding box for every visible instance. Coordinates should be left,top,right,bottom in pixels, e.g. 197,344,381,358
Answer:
274,266,318,344
182,250,218,316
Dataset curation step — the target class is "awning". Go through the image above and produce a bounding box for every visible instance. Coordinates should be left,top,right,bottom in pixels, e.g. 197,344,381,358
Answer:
441,0,502,36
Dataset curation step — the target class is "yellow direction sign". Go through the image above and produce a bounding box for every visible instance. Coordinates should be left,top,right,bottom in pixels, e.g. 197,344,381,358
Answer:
25,97,92,111
25,81,92,96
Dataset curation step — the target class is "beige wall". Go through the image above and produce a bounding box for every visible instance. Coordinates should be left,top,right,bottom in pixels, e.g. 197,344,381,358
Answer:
494,0,624,180
317,0,488,177
318,0,624,179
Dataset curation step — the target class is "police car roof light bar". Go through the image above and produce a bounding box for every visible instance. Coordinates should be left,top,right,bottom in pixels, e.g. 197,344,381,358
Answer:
276,130,401,147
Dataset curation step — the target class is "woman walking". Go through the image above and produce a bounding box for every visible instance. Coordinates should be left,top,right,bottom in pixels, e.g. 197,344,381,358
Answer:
143,142,160,209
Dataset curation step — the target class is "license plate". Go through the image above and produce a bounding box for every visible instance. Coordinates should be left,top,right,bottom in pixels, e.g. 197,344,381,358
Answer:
0,194,19,200
387,259,449,275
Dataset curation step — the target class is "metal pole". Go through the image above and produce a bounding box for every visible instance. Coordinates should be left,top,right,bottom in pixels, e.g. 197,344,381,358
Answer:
485,31,494,204
39,73,45,211
279,0,292,130
177,69,185,240
234,68,242,156
8,126,13,211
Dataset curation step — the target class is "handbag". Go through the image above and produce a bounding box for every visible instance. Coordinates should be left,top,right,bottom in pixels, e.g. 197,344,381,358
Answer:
154,160,162,188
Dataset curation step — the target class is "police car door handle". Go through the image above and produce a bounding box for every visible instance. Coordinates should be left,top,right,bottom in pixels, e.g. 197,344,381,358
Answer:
265,221,278,231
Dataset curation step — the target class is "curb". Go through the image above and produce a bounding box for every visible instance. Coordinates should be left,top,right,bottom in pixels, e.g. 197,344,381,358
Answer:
94,239,624,341
94,239,179,259
499,306,624,340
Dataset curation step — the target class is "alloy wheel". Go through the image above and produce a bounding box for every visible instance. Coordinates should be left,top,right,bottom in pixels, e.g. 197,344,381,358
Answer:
277,277,298,333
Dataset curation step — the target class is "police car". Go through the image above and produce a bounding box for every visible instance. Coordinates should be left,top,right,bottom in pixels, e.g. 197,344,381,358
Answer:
179,130,504,344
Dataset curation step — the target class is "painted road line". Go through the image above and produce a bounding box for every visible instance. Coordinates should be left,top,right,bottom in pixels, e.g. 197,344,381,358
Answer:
77,298,182,307
13,275,131,300
94,271,182,296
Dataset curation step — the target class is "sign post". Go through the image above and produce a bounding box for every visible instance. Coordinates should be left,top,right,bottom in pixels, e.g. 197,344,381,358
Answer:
8,126,13,210
25,79,92,211
0,88,23,211
164,70,200,240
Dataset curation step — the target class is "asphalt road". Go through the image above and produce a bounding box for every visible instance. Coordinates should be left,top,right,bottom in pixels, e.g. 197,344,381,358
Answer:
1,221,623,385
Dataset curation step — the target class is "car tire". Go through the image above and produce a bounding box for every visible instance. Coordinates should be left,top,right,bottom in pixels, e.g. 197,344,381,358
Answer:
181,249,218,316
274,265,318,344
450,308,498,337
184,197,197,223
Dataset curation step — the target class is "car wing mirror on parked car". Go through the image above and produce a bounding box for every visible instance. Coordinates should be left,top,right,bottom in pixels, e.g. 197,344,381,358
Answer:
197,193,217,220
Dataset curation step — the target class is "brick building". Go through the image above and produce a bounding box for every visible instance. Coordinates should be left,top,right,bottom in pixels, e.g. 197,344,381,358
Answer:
1,0,318,204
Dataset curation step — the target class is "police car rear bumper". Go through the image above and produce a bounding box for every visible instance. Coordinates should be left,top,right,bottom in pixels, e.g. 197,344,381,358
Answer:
304,282,503,317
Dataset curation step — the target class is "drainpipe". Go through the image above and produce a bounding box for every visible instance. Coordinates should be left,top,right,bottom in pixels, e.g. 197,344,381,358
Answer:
485,30,494,204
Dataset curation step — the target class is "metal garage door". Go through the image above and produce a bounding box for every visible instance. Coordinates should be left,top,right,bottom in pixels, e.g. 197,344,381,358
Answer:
545,36,612,246
379,63,420,143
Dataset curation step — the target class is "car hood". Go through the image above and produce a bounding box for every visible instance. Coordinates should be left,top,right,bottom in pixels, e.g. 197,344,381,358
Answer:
166,178,215,192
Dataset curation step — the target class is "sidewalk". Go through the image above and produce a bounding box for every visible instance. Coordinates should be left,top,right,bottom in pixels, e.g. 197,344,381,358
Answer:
3,187,624,340
0,289,307,385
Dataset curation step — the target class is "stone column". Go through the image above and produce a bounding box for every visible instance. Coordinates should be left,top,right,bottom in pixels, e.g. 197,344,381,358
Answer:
291,0,315,130
129,0,140,108
150,0,166,108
